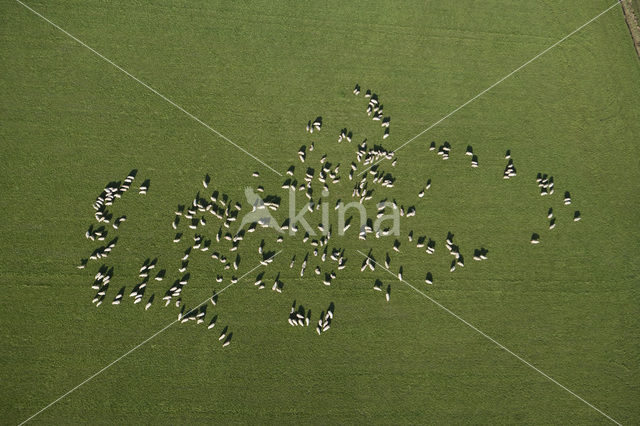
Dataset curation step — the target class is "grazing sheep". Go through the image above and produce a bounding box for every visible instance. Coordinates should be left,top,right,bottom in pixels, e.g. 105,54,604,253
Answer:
564,191,572,205
425,272,433,285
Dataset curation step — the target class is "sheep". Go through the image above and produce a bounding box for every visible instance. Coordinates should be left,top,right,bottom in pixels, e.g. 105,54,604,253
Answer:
208,315,218,329
145,294,154,310
425,272,433,285
564,192,572,205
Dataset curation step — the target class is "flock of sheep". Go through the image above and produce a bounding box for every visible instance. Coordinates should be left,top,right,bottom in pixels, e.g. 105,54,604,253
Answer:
76,83,581,348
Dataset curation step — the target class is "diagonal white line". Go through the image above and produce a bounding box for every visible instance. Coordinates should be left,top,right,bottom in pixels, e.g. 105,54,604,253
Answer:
18,250,282,426
355,250,621,425
15,0,283,177
358,0,622,176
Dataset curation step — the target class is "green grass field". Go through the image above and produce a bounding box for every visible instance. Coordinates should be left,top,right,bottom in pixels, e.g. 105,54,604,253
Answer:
1,0,639,424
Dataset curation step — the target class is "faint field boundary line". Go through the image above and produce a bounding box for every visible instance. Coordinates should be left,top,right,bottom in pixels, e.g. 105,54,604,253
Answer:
621,0,640,57
357,1,622,177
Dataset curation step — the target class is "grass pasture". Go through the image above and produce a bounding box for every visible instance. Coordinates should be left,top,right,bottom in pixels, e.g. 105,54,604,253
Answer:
1,0,639,424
